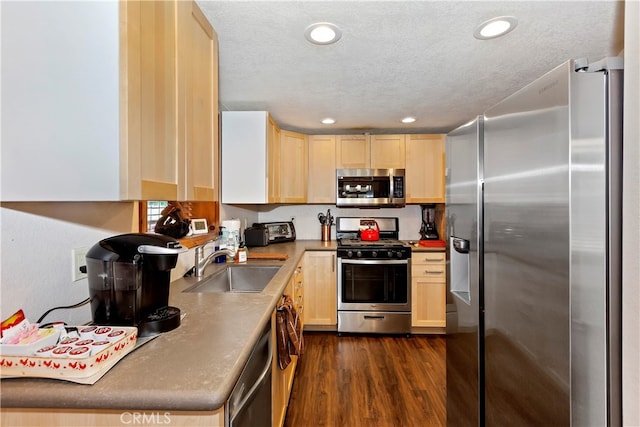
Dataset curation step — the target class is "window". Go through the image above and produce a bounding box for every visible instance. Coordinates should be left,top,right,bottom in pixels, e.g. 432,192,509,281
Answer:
146,201,169,232
139,200,218,247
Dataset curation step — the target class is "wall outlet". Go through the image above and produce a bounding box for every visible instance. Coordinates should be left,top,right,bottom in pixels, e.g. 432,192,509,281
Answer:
72,247,89,282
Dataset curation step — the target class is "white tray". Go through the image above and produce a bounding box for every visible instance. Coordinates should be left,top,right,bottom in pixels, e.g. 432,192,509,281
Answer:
0,327,138,384
0,328,61,356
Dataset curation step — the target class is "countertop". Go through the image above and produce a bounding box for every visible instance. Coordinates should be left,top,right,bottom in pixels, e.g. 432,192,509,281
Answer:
0,240,337,412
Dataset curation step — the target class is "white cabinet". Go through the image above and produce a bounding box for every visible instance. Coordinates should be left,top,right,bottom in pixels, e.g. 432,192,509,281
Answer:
222,112,306,203
1,1,122,201
1,0,218,202
221,111,272,203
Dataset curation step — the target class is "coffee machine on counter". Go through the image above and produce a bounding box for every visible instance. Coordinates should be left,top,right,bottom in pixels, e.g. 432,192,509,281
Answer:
86,233,186,336
419,204,440,240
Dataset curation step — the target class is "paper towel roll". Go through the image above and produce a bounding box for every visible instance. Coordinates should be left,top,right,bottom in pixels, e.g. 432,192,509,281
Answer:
221,219,241,232
221,219,241,251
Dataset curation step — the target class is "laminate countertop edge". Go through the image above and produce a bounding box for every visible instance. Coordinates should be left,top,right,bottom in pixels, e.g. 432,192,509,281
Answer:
0,240,337,413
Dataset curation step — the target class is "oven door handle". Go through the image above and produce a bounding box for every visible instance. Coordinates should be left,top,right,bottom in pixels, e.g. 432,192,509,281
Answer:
339,259,409,266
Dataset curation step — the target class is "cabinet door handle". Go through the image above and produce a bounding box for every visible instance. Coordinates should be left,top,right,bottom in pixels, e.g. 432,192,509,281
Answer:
425,270,444,274
424,258,443,262
332,255,335,272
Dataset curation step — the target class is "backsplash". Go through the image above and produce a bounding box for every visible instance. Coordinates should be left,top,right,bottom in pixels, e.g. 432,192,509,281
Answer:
253,204,427,241
220,204,441,241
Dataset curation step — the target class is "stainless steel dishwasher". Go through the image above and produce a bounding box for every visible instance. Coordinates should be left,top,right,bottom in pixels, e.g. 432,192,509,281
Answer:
226,321,273,427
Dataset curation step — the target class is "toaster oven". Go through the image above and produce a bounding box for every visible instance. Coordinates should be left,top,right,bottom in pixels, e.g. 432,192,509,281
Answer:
244,221,296,246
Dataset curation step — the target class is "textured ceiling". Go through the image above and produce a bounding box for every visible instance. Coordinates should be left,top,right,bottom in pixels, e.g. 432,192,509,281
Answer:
196,0,624,135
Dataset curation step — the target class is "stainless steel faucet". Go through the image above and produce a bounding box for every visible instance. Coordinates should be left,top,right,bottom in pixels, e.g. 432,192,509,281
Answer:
194,243,235,278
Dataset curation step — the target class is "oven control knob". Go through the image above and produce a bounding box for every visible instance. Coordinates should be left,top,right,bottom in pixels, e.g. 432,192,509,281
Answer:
347,250,353,258
356,251,363,258
387,251,394,258
396,251,403,258
371,251,378,258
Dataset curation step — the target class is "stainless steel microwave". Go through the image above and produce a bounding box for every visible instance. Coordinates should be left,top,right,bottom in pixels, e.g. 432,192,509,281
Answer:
336,168,405,208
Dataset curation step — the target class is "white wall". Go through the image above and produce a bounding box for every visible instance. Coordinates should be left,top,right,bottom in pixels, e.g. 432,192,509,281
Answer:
219,203,260,231
622,1,640,425
0,202,137,326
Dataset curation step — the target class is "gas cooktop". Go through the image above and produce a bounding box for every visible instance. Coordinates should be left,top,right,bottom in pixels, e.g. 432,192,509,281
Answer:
338,238,408,248
337,239,411,260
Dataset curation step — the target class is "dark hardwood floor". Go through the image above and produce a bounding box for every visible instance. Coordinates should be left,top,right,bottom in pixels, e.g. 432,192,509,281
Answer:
283,332,446,427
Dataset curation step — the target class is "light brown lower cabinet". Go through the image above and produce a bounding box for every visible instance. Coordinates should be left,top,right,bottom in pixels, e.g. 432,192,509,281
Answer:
0,407,224,426
271,310,297,427
302,251,337,330
411,251,447,329
272,260,304,427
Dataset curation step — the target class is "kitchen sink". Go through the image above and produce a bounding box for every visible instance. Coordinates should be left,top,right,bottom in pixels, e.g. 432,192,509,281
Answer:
183,264,282,293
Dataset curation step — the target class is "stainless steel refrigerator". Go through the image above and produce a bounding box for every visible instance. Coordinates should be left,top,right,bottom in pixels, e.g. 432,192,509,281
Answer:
445,58,623,426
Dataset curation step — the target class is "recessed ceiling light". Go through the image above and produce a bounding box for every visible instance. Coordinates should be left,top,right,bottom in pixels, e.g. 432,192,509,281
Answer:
321,118,336,124
305,22,342,45
474,16,518,40
401,117,416,124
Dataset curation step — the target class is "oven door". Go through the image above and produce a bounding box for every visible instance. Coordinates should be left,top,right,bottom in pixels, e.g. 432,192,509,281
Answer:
337,258,411,311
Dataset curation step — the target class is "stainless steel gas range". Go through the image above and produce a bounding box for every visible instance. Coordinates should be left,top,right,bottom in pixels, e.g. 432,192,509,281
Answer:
336,217,411,335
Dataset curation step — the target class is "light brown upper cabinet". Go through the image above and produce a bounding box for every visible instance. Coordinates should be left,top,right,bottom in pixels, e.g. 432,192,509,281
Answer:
336,134,406,170
123,0,179,200
336,135,371,168
370,134,406,169
267,116,282,203
280,130,308,203
178,1,219,201
405,134,446,203
307,135,337,203
1,0,217,201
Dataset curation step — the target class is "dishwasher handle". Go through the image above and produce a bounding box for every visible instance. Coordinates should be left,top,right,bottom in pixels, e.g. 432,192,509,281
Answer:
228,334,273,424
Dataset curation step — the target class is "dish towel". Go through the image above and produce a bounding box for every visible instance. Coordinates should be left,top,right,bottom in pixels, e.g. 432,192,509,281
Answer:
276,295,303,370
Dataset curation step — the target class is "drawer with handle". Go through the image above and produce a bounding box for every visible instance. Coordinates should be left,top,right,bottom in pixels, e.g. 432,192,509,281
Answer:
412,251,445,281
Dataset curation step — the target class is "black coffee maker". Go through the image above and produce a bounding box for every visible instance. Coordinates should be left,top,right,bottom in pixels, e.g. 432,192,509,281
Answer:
419,204,440,240
86,233,186,336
